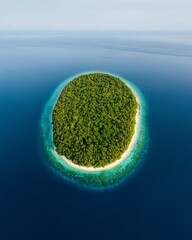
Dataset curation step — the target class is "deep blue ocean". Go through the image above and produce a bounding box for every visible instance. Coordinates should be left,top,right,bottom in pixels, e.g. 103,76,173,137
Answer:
0,31,192,239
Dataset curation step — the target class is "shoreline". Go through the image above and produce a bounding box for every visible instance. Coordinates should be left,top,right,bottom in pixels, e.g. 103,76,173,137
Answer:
41,70,147,188
55,96,140,172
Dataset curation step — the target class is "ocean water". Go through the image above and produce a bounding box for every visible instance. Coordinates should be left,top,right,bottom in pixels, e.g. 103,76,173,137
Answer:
0,31,192,239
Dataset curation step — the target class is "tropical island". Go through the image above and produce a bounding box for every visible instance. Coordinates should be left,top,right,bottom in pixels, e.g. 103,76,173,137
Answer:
52,73,139,169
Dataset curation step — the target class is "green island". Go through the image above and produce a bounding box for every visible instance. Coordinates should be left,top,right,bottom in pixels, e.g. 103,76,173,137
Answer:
52,73,138,168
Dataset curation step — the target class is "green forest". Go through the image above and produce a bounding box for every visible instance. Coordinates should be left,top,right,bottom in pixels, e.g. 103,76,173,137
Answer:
52,73,138,167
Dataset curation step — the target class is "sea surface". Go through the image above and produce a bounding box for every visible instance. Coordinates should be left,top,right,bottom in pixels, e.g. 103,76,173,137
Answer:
0,31,192,239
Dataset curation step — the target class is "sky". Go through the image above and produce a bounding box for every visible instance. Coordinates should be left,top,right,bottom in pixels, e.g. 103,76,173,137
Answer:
0,0,192,31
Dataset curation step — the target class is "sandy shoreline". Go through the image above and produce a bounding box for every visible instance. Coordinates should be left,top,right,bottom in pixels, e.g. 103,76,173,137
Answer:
55,97,140,172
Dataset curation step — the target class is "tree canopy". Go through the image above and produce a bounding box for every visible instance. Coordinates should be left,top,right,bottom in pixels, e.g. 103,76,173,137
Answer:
52,73,138,167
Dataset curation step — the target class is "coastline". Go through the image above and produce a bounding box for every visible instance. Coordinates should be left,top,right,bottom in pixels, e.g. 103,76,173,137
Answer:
41,71,147,188
55,96,140,172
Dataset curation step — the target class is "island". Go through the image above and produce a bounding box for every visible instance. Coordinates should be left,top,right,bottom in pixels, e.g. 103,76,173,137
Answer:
52,73,139,169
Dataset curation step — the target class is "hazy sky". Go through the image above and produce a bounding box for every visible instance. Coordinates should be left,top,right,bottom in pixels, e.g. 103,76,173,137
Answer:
0,0,192,30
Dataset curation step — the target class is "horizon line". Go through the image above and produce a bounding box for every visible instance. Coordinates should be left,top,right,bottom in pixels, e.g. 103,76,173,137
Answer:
0,28,192,33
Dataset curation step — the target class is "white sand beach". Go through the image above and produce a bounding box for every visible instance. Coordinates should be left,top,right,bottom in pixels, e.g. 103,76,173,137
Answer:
55,99,140,172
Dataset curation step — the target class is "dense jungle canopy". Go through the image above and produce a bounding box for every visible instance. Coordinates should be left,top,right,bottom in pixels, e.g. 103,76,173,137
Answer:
52,73,138,167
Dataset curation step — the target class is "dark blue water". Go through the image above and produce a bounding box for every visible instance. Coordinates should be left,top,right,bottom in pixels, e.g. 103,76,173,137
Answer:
0,31,192,240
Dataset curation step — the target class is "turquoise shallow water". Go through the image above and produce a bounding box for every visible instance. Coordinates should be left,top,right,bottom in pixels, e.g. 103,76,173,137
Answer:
41,72,148,190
